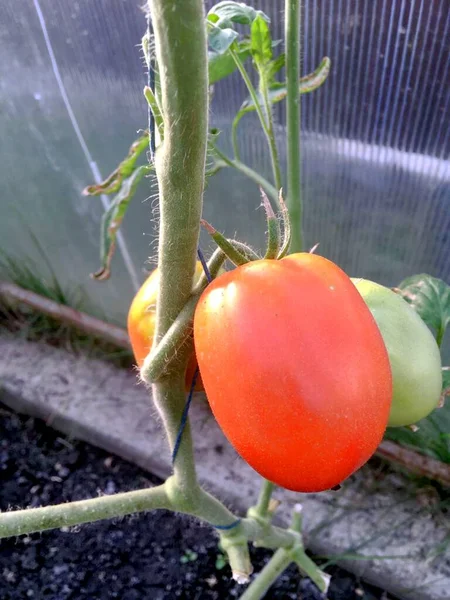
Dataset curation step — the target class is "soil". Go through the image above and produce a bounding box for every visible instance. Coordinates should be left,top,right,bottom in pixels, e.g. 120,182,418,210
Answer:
0,404,395,600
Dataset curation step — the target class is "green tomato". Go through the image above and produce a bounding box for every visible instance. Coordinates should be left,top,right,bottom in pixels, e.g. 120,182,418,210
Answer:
352,278,442,427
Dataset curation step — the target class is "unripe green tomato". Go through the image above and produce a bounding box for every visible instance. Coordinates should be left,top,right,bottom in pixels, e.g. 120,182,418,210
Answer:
351,278,442,427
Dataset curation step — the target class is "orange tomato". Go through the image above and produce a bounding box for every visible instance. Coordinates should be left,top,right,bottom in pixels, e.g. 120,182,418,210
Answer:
128,262,205,391
194,253,392,492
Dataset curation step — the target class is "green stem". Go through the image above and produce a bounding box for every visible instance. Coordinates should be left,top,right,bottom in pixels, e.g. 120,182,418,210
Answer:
230,47,282,195
232,112,242,159
212,145,278,205
285,0,303,252
241,517,300,550
254,480,276,519
148,0,207,489
291,547,330,593
239,548,293,600
230,47,270,139
141,294,200,383
260,73,283,192
0,485,169,539
142,241,260,384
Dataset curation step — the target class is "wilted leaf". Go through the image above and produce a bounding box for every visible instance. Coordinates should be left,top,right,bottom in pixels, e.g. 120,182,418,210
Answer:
398,274,450,346
238,56,331,114
83,134,149,197
91,166,151,281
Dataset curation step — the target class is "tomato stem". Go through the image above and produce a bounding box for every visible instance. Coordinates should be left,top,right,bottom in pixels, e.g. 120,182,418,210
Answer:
277,190,292,258
251,480,276,522
210,144,279,206
285,0,303,252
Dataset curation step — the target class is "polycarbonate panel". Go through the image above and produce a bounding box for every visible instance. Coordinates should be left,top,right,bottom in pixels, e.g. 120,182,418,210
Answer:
0,0,448,340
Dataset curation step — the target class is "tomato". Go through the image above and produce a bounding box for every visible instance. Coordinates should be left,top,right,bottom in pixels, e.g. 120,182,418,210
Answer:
128,262,206,391
352,279,442,427
194,253,392,492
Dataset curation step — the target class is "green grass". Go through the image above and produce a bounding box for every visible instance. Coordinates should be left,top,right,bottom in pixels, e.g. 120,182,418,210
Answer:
0,251,133,369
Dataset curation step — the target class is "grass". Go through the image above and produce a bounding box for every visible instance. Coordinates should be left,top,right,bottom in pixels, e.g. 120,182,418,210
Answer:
0,251,133,369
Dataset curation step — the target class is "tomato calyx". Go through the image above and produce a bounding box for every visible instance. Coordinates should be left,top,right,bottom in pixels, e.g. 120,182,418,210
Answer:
201,188,291,267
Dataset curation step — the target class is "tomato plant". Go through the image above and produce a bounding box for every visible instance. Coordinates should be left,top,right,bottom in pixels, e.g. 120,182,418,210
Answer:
352,279,442,427
128,262,206,391
194,253,393,492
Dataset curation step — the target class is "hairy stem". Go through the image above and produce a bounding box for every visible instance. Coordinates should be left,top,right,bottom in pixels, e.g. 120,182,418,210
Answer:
285,0,303,251
148,0,207,488
212,145,278,205
0,485,169,539
230,47,270,139
260,73,283,193
231,48,282,197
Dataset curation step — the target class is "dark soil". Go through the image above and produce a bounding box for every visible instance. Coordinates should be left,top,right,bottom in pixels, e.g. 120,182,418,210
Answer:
0,404,395,600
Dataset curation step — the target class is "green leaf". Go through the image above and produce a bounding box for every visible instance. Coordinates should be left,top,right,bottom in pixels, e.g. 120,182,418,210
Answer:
82,134,149,197
208,42,250,84
442,368,450,391
266,53,286,83
91,165,151,281
250,14,272,69
207,2,269,28
238,56,331,115
208,24,238,55
397,274,450,347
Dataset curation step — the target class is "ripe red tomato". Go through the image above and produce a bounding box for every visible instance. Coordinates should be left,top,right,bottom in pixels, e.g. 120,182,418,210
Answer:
128,262,205,391
194,253,392,492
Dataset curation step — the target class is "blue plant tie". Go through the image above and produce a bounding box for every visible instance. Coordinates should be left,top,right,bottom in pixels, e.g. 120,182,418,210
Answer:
171,367,199,463
197,247,213,283
171,247,212,465
213,519,242,531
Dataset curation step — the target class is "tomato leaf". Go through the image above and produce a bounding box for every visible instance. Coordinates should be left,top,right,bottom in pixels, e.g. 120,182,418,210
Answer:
82,134,149,197
397,274,450,347
250,14,272,70
265,53,286,83
207,2,269,28
91,165,151,281
238,56,331,114
208,41,250,84
208,24,239,55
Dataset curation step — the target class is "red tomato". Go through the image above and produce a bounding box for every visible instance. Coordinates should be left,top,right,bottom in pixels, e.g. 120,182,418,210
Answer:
128,263,204,391
193,253,392,492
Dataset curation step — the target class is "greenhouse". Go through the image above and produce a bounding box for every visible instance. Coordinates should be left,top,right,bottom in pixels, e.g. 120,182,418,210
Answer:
0,1,449,598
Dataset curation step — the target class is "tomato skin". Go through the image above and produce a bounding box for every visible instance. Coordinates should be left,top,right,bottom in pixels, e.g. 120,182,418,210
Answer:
127,262,205,391
194,253,392,492
352,279,442,427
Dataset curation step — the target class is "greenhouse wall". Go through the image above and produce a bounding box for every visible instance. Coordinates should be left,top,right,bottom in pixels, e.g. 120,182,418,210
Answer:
1,0,448,346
